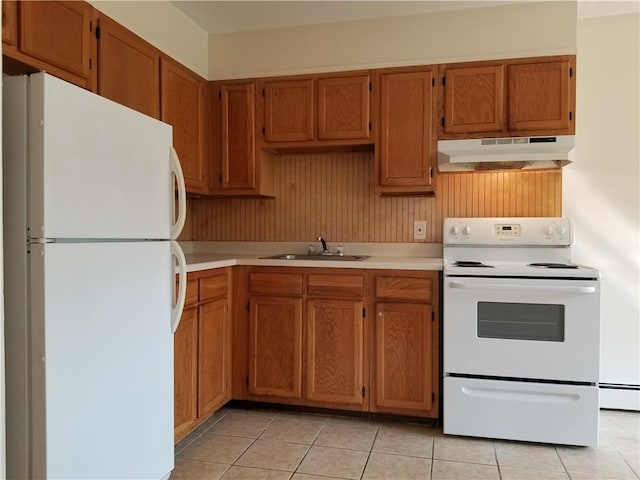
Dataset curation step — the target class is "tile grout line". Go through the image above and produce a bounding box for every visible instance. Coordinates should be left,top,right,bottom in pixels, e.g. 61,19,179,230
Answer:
357,426,380,480
430,434,436,480
553,444,573,480
288,415,328,475
493,441,503,480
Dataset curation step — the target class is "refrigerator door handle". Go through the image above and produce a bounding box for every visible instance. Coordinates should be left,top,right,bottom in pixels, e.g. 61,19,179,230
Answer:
170,147,187,240
171,240,187,333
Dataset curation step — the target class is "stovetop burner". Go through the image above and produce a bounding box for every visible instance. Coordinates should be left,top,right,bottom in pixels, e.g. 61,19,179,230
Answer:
453,261,495,268
529,262,579,269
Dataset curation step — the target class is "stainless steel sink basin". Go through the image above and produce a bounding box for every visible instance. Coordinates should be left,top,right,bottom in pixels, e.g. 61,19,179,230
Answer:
261,253,369,261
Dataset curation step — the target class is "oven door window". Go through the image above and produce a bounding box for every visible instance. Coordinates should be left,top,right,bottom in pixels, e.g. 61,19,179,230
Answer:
477,302,565,342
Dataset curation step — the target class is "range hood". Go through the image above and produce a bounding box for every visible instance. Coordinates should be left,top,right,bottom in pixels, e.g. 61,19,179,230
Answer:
437,135,575,172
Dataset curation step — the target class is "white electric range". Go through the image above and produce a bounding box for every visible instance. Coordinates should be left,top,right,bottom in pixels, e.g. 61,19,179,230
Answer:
442,217,601,447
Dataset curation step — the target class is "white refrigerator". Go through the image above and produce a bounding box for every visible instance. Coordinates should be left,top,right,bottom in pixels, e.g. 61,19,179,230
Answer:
3,73,188,479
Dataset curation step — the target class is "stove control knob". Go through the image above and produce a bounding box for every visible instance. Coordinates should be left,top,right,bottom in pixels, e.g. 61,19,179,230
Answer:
462,225,472,235
556,225,567,235
451,225,460,235
544,225,554,236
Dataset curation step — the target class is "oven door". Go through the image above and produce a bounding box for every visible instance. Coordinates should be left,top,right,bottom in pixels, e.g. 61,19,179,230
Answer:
443,275,600,382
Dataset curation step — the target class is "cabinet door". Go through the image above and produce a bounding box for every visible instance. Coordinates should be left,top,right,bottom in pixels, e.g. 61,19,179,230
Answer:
97,14,160,118
507,59,574,134
161,58,208,194
263,79,314,142
306,299,364,405
2,0,17,47
221,83,256,189
378,69,436,192
248,296,303,398
174,306,198,440
442,64,505,135
318,74,370,140
374,302,433,412
198,298,230,417
19,1,93,80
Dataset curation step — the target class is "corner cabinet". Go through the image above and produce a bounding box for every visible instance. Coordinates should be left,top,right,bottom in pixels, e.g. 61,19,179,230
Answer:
96,13,160,118
439,55,576,139
248,271,304,398
174,268,232,442
209,81,275,197
160,57,210,195
370,271,439,418
375,66,437,195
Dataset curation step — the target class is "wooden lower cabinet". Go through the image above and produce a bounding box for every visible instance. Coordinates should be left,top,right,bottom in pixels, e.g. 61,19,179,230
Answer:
198,297,231,418
374,302,433,412
173,306,198,440
174,268,231,441
248,296,303,399
306,299,364,405
370,271,439,418
235,267,439,418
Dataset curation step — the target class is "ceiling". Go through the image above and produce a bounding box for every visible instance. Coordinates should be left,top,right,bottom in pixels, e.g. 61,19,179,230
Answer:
171,0,640,35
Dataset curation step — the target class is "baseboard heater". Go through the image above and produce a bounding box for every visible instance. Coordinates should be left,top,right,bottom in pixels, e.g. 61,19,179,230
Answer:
600,383,640,411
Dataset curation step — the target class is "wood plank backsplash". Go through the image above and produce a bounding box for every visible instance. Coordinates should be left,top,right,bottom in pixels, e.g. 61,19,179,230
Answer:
185,152,561,243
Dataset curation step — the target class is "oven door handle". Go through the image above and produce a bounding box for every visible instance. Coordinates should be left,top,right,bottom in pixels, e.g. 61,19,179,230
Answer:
448,281,596,294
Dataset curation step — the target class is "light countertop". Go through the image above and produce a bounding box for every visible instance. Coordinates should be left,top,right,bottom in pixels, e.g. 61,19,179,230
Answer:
184,252,442,273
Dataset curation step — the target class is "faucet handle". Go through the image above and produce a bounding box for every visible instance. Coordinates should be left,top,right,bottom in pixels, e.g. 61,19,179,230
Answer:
308,245,316,254
336,245,344,255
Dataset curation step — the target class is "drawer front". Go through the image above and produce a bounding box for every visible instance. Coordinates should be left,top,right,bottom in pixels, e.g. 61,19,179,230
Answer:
184,279,199,307
249,272,303,296
200,273,229,302
375,276,432,302
308,274,364,298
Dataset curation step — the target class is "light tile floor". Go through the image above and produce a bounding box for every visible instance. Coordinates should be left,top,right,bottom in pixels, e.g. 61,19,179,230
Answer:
174,408,640,480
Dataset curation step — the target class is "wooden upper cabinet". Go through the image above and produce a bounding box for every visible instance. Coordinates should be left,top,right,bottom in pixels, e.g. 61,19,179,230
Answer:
317,74,370,140
442,63,505,134
97,14,160,118
507,58,575,134
306,299,364,406
220,82,257,190
160,58,209,194
248,296,303,399
263,78,314,142
2,0,18,47
439,55,576,138
13,1,94,88
376,68,437,194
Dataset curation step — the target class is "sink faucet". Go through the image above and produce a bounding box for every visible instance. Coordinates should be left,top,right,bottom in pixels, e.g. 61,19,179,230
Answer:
317,236,330,254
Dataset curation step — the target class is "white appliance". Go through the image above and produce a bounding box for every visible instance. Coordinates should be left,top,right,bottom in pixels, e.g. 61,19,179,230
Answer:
3,73,188,479
437,135,575,172
442,217,600,447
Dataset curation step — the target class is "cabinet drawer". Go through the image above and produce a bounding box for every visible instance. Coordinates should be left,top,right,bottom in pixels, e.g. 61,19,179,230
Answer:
308,274,364,298
249,272,303,296
184,279,199,307
200,273,228,302
375,276,433,302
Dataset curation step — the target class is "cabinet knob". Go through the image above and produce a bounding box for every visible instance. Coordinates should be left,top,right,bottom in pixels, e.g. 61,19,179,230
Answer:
378,311,384,316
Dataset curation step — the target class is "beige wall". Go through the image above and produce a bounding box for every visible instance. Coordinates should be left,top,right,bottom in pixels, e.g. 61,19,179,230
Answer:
564,13,640,401
89,0,208,78
209,1,577,79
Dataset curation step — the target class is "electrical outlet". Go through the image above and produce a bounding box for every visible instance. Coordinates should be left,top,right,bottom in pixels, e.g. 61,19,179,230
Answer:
414,220,427,240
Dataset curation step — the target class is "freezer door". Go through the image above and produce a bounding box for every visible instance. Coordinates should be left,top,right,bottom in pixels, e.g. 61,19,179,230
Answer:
27,73,173,239
29,242,173,479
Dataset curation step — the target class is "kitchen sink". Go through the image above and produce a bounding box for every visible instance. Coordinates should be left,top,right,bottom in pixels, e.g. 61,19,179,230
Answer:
261,253,370,261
